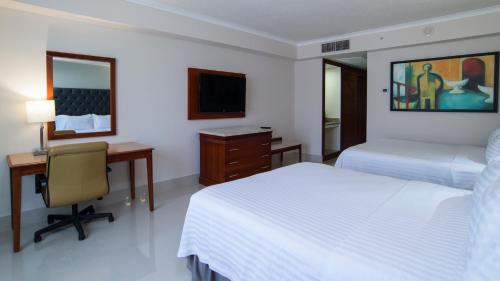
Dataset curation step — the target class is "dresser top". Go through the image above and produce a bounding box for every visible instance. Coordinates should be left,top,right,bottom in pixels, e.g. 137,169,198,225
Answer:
198,126,272,137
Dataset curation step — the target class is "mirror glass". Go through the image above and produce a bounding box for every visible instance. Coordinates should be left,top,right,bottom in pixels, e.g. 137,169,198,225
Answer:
47,52,115,139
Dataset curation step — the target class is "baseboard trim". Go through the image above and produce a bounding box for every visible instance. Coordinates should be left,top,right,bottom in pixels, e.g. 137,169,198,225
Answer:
302,153,322,163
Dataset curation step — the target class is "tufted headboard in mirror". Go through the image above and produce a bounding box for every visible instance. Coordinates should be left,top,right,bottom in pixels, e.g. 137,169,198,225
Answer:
47,51,116,140
53,88,110,116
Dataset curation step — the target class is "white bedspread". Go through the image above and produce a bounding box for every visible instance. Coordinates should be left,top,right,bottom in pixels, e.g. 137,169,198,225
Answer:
335,139,486,189
178,163,472,281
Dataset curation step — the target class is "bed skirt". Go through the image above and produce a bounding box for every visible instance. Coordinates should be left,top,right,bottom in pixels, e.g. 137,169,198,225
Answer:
186,255,230,281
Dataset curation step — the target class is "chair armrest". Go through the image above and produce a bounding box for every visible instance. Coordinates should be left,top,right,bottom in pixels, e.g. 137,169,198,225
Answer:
35,174,47,194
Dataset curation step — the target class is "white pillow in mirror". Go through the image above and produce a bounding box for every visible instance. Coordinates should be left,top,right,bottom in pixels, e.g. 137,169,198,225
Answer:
55,114,94,131
465,176,500,281
92,114,111,130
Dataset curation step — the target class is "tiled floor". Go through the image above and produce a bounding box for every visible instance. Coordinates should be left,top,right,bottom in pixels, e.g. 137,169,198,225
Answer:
0,154,326,281
0,177,201,281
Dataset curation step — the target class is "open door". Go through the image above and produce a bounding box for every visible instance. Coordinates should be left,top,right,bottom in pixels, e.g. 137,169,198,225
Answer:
340,67,366,150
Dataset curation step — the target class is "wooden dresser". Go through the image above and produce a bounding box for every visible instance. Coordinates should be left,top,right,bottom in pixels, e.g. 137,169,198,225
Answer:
199,126,272,186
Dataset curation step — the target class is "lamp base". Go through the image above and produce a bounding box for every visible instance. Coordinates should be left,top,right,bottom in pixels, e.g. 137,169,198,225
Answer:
33,149,48,156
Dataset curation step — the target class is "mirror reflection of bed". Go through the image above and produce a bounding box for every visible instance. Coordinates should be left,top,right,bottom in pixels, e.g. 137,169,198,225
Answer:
46,51,116,139
53,57,111,134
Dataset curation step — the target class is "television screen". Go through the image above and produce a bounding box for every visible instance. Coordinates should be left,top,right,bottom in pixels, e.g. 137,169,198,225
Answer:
198,73,246,113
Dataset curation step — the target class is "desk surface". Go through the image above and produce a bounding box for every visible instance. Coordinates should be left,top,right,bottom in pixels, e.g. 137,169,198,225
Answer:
7,142,153,168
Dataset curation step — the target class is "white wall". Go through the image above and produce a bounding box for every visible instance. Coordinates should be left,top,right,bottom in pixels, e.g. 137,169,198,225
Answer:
6,0,296,58
0,8,294,220
53,60,110,89
367,35,500,146
325,67,340,118
298,7,500,59
294,59,322,156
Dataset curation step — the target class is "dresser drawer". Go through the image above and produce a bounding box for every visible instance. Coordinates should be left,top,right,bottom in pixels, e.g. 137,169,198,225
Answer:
199,130,272,186
225,157,270,174
225,161,271,181
226,137,271,162
226,150,271,164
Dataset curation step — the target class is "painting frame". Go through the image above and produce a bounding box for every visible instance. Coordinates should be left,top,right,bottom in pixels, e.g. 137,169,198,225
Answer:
390,52,499,113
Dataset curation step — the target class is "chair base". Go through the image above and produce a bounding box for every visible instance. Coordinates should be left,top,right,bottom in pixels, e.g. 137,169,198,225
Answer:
34,204,114,243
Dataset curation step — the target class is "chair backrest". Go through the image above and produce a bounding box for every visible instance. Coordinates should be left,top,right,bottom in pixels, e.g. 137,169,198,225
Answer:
45,142,109,208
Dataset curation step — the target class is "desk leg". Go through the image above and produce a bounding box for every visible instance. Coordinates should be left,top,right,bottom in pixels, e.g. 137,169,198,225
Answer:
10,169,13,229
146,153,154,211
129,160,136,200
11,168,21,252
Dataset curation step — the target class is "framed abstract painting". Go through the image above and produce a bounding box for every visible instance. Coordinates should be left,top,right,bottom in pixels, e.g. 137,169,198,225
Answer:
390,52,499,112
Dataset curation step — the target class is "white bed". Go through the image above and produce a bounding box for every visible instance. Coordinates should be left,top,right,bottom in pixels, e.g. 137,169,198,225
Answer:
178,163,472,281
335,138,486,189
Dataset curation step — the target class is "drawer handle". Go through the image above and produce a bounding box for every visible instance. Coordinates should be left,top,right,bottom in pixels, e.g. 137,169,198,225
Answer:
228,173,239,178
229,148,240,152
261,154,270,158
261,143,270,146
261,165,270,169
228,161,239,165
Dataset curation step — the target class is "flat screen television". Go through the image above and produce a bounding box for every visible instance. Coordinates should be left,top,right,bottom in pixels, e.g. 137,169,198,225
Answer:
198,73,246,113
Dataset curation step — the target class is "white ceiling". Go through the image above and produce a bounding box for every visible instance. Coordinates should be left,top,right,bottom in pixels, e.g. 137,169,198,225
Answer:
129,0,500,43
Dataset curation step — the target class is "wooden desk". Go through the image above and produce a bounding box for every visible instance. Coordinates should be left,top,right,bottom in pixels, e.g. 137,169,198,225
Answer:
6,142,154,253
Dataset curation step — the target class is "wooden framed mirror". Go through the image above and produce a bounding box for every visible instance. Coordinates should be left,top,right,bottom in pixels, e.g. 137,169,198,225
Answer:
46,51,116,140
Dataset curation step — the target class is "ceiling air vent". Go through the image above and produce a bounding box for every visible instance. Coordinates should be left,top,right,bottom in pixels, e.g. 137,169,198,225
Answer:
321,39,350,53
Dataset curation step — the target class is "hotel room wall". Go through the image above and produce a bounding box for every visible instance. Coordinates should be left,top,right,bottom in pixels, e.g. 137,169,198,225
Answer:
324,67,341,152
294,59,323,157
53,60,110,89
0,8,295,219
367,34,500,146
325,67,341,119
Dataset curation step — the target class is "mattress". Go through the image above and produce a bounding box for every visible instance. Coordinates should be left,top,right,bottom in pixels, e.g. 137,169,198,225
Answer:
335,138,486,189
178,163,472,281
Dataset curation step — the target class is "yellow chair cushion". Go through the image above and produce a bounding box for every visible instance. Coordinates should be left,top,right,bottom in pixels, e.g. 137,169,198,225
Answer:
44,142,109,208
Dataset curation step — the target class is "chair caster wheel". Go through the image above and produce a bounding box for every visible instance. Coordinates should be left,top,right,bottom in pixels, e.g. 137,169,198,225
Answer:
78,234,86,241
108,215,114,222
47,217,54,224
34,234,42,243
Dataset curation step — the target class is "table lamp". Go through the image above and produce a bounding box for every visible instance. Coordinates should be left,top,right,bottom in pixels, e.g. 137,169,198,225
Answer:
26,100,55,155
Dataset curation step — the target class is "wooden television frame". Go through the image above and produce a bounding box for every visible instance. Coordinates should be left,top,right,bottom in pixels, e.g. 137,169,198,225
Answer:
188,68,246,120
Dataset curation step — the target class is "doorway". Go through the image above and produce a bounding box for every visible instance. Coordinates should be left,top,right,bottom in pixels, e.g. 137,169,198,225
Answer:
322,59,367,162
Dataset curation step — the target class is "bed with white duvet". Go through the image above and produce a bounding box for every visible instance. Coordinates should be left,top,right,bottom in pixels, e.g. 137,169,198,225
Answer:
178,162,475,281
335,138,486,189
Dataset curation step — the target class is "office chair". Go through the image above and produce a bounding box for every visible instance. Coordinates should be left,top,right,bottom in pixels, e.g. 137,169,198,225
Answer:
34,142,114,242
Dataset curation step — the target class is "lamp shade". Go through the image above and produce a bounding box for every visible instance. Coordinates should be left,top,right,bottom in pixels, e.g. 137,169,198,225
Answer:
26,100,55,123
